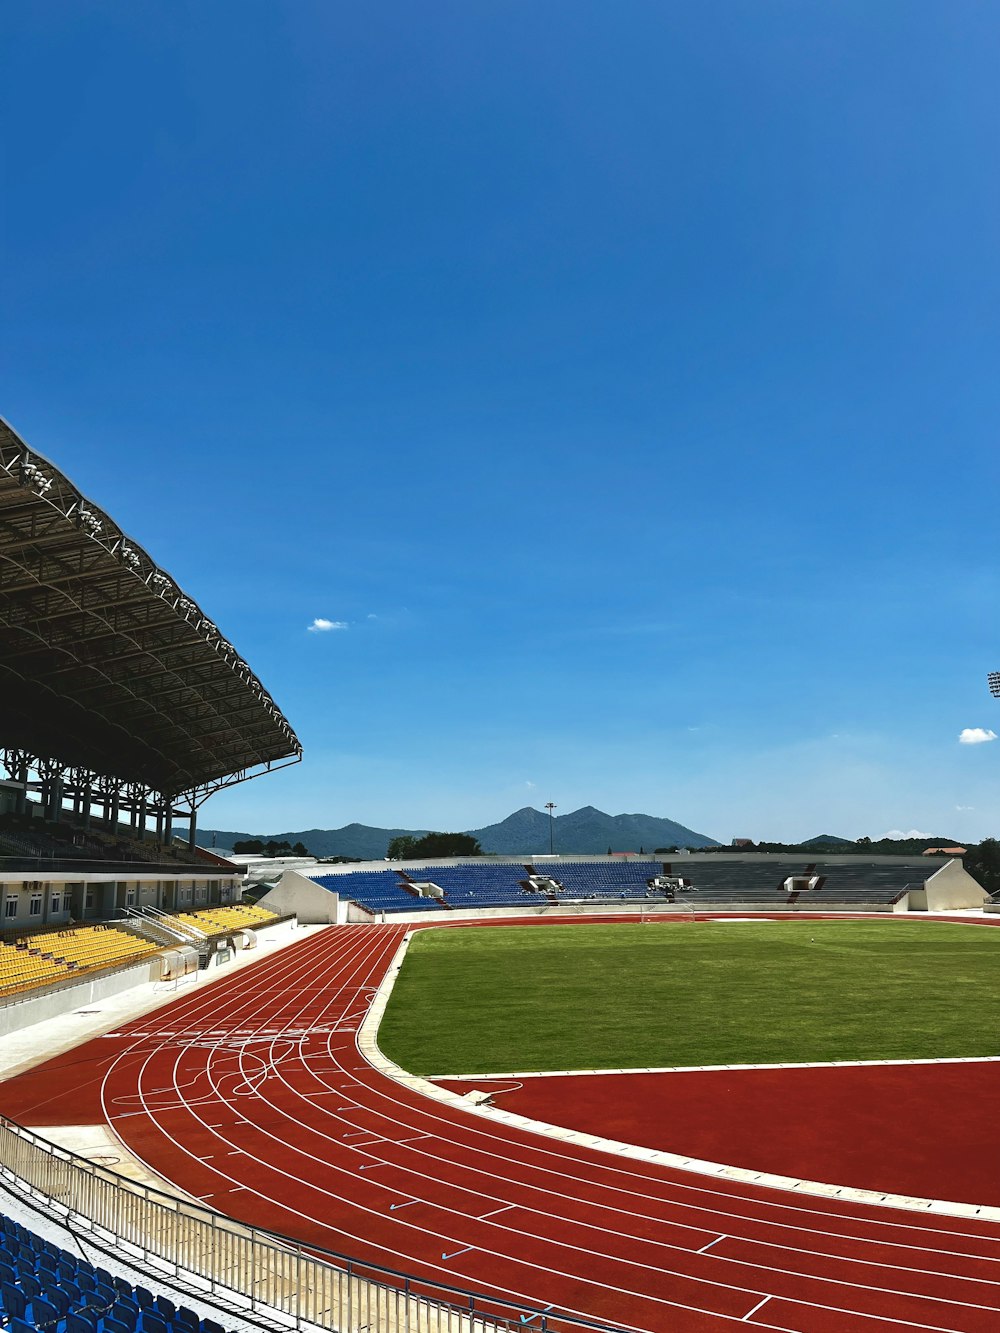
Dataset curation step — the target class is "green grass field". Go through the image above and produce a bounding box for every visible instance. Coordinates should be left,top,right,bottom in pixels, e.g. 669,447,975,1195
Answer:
377,920,1000,1074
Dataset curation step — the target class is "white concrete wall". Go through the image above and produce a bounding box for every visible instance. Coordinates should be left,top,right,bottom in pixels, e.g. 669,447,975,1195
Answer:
918,860,990,911
257,869,343,924
327,898,906,926
0,957,161,1039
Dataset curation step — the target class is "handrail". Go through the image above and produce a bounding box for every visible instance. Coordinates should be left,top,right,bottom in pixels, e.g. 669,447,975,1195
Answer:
0,1113,627,1333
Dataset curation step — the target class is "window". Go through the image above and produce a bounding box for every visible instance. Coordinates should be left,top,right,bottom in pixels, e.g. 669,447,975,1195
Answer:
29,894,42,916
125,888,136,907
51,894,61,914
181,887,192,902
195,886,207,903
85,890,95,910
4,897,18,919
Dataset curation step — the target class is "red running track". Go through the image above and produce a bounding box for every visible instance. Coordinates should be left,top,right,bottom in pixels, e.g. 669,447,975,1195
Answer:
438,1061,1000,1210
2,919,1000,1332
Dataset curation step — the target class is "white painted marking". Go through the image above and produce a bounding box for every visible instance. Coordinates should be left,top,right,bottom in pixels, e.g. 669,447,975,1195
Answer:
441,1244,474,1260
698,1234,726,1254
742,1294,770,1321
479,1203,516,1220
434,1052,1000,1080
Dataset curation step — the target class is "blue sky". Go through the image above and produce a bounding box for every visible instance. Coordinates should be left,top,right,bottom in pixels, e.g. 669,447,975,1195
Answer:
4,3,1000,843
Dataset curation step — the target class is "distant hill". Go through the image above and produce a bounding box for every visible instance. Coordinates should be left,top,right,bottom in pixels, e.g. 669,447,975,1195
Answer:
749,834,963,856
468,806,718,855
186,806,719,860
188,823,432,861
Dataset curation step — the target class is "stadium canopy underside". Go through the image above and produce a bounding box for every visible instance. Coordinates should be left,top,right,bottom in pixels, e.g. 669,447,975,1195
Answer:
0,418,301,814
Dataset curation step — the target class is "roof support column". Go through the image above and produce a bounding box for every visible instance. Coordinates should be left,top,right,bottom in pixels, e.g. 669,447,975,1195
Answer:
15,756,28,816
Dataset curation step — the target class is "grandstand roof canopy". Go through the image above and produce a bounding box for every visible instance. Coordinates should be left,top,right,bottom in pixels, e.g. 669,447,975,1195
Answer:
0,418,301,796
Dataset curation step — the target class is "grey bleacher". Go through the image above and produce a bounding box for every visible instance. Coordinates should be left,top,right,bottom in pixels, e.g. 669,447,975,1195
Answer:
658,858,937,905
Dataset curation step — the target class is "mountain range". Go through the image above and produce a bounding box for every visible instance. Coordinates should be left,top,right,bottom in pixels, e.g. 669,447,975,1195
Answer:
186,806,720,859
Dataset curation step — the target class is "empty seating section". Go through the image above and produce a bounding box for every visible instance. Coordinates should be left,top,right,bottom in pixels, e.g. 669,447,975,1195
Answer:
405,864,531,906
0,1210,229,1333
316,859,933,914
0,927,157,998
43,927,158,970
537,861,655,899
0,813,203,867
0,941,67,996
314,870,445,914
659,860,930,905
169,904,277,936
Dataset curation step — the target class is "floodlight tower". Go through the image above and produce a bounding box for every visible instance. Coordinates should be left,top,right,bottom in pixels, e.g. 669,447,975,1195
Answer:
545,802,557,855
989,672,1000,699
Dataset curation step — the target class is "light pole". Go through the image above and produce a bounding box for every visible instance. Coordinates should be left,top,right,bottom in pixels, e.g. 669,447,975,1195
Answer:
545,802,557,856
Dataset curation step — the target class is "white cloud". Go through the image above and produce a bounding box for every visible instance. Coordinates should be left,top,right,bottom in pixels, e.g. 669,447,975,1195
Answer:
955,804,975,812
958,727,997,745
525,780,536,788
307,618,348,633
882,828,930,840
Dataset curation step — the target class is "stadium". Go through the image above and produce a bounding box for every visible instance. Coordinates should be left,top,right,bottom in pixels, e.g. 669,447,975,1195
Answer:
2,416,1000,1333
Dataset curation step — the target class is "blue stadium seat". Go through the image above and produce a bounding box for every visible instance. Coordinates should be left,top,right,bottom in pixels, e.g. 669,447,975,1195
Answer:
29,1294,63,1330
67,1312,98,1333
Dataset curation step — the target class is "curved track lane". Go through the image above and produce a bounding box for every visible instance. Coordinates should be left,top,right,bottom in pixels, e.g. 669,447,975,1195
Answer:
64,921,1000,1331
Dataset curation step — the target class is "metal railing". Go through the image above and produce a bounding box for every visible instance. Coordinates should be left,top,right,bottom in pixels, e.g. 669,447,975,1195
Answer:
0,1113,626,1333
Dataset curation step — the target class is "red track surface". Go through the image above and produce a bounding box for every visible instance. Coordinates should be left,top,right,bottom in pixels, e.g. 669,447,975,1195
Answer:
439,1061,1000,1209
3,919,1000,1332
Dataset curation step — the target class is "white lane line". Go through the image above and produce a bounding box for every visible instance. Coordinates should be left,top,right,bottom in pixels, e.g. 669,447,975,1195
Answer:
699,1234,726,1254
742,1294,770,1321
479,1203,516,1220
435,1053,1000,1080
441,1244,474,1261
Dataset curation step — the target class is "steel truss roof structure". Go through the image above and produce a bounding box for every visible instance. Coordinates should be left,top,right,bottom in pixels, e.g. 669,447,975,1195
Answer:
0,417,301,804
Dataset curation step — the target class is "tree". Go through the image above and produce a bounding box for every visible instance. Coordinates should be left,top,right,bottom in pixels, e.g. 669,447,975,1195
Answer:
387,832,483,859
964,839,1000,897
233,839,265,854
292,842,310,857
387,835,418,860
